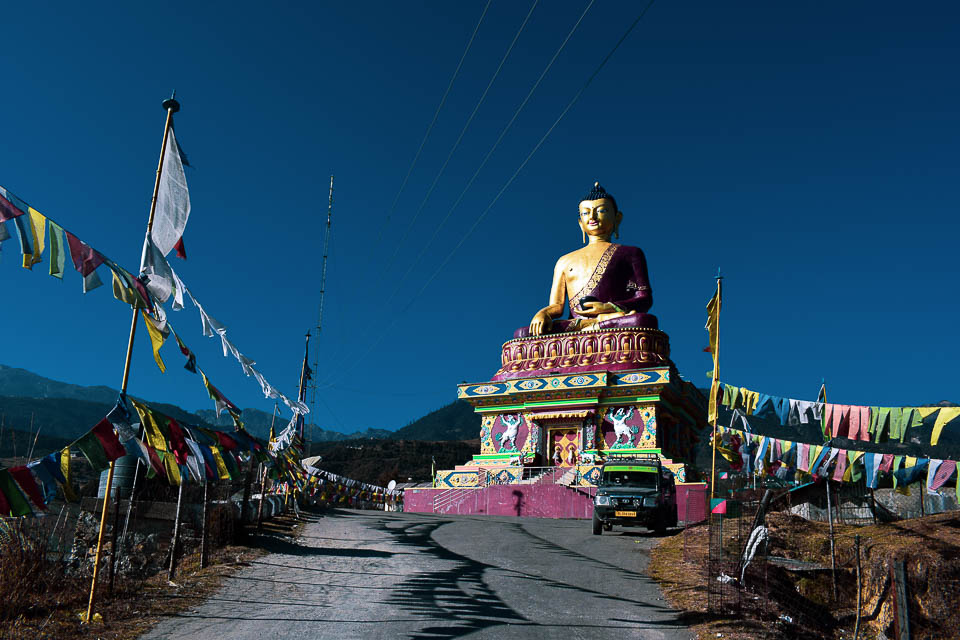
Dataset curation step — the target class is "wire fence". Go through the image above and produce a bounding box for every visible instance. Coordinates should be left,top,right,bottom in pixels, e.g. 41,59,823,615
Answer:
701,474,960,638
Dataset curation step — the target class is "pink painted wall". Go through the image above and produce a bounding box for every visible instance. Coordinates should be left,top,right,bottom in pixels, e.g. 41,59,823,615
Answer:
677,483,707,524
405,485,596,518
406,482,707,523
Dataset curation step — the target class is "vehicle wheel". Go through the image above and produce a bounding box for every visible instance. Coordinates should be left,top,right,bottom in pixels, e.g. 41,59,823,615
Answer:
592,511,602,535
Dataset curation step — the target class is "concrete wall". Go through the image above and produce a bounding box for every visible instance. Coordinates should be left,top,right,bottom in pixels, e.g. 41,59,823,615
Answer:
408,482,708,524
406,484,596,518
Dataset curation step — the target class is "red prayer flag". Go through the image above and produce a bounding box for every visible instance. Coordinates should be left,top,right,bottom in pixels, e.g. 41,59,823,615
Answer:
174,237,187,259
166,419,190,465
146,444,167,480
0,483,10,515
216,432,239,451
65,232,105,277
91,418,127,462
9,466,47,510
0,190,26,221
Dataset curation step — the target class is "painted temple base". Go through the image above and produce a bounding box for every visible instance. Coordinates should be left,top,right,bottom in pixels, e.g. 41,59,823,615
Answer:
492,326,670,381
406,345,710,518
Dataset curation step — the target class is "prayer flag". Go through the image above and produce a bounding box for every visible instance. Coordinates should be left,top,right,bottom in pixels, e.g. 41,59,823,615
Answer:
139,234,178,304
931,407,960,446
201,369,239,418
173,331,197,373
91,418,127,461
705,282,721,424
76,430,111,472
60,448,79,501
110,264,151,310
0,469,33,516
22,208,46,269
152,127,191,257
141,310,169,373
9,466,47,510
0,186,27,221
48,220,66,278
174,237,187,259
65,231,104,276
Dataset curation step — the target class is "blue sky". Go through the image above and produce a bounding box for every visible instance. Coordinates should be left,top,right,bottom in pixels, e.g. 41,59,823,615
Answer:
1,2,958,434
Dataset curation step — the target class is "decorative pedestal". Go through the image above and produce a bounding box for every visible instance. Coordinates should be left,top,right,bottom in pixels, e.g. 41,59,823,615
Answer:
435,355,707,489
493,326,671,381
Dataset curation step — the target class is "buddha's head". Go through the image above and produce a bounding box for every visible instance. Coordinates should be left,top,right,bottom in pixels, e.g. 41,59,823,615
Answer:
578,182,622,243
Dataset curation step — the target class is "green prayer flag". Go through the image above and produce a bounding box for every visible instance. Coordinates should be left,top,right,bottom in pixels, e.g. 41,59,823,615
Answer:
0,469,33,516
220,448,240,480
47,220,66,278
76,430,110,472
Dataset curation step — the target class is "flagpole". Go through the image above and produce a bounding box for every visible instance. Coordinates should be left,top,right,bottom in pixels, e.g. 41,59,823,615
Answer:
86,93,180,624
297,332,311,439
709,274,722,502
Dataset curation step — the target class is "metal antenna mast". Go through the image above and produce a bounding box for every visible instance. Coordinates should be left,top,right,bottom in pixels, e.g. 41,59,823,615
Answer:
308,175,334,445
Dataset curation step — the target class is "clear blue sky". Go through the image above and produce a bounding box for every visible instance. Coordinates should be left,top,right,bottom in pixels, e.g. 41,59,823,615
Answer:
1,2,957,434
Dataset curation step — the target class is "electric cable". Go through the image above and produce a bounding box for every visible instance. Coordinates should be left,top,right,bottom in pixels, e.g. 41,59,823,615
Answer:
378,0,540,275
314,0,657,390
366,0,492,260
315,0,594,386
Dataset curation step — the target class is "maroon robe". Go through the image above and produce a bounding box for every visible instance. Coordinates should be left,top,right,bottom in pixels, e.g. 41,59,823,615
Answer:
514,244,657,339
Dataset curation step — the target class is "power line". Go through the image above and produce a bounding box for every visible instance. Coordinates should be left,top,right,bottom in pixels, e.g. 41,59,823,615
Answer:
384,0,594,311
378,0,541,276
366,0,492,259
316,0,657,388
315,0,595,387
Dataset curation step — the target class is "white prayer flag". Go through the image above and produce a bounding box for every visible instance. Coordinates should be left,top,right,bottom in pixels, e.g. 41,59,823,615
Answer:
152,128,191,257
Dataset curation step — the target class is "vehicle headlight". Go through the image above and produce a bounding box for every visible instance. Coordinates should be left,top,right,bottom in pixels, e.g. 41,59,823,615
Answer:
595,495,611,506
643,497,657,508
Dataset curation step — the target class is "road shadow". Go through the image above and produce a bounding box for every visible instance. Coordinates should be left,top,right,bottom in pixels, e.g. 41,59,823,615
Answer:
369,515,690,640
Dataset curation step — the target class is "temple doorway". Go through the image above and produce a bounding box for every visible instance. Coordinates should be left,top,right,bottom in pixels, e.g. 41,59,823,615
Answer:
548,427,579,468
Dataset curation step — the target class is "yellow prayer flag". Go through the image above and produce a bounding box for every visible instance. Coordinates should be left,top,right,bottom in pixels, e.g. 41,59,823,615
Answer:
60,447,79,502
931,407,960,445
210,447,231,480
130,398,168,453
140,310,168,373
162,452,181,486
705,282,721,424
23,207,46,269
111,267,149,309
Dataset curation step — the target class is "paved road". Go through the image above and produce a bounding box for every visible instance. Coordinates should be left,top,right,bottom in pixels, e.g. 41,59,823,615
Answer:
142,509,692,640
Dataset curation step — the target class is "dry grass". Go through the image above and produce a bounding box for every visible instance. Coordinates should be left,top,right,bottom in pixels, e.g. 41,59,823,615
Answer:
649,511,960,640
0,512,306,640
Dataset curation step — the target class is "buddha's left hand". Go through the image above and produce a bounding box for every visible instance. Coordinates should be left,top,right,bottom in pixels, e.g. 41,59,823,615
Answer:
579,301,618,316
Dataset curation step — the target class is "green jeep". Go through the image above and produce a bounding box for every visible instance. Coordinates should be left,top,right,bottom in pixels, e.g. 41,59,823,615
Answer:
592,455,677,535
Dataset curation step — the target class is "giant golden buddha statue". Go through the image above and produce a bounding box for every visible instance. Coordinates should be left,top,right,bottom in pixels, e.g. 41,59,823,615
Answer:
494,182,667,381
516,182,658,339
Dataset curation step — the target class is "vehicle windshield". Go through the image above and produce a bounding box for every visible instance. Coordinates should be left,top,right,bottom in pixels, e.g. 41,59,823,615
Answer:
600,470,658,489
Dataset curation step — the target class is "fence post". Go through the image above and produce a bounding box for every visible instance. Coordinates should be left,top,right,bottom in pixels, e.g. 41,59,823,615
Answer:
826,479,838,602
256,464,266,530
167,481,184,581
240,459,254,527
853,534,862,640
200,480,209,569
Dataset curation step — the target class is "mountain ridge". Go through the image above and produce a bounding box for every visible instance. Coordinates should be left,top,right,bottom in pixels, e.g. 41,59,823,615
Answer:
0,364,478,443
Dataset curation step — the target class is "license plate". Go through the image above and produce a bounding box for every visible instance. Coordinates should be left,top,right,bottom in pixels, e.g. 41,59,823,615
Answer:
615,510,637,517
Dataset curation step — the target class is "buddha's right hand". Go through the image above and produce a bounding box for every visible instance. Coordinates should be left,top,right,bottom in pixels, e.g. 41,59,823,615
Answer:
530,310,552,336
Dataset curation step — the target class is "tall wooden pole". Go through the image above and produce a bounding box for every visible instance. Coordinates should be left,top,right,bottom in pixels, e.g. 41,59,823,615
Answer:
85,93,180,623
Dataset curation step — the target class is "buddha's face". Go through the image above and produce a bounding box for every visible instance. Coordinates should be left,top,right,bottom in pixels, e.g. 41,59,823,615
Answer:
578,197,621,240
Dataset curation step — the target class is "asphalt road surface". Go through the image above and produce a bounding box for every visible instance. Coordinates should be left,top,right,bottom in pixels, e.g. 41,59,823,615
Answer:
141,509,692,640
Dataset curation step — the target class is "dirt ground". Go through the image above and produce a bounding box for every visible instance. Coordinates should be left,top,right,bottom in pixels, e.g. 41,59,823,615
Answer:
649,511,960,640
0,513,306,640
